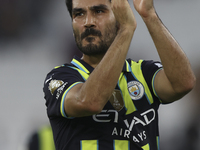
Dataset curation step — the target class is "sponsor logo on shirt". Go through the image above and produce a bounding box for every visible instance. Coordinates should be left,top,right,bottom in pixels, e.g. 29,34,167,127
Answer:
93,108,156,143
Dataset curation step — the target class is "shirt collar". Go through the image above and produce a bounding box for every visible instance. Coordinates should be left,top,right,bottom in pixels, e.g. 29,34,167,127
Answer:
71,55,131,74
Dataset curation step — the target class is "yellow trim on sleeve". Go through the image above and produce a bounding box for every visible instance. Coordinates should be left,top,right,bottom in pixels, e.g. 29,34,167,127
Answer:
152,68,163,103
60,82,83,118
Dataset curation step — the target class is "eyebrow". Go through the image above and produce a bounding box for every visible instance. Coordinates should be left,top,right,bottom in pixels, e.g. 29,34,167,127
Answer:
90,4,109,11
72,8,85,15
72,4,109,15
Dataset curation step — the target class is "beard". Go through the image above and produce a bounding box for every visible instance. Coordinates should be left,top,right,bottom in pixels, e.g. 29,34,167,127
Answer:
73,23,118,56
76,41,109,56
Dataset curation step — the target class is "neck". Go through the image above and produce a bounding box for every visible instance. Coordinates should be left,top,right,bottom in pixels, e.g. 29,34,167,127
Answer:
81,54,104,68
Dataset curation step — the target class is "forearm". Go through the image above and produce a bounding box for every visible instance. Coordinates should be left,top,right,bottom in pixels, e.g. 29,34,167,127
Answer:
143,12,195,93
78,28,134,114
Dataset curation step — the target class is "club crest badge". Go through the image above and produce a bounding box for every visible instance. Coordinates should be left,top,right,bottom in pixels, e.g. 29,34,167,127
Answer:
128,81,144,100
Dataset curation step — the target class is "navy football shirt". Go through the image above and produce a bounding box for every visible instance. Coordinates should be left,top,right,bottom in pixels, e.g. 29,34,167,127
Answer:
43,56,163,150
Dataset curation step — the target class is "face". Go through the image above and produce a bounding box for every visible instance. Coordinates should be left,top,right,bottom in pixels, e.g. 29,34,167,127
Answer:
72,0,118,56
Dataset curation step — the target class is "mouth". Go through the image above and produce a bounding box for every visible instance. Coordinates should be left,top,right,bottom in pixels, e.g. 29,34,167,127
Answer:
84,34,98,38
85,36,96,42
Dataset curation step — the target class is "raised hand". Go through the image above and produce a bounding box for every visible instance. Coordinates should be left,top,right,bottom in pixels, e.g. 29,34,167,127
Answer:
133,0,156,19
111,0,137,31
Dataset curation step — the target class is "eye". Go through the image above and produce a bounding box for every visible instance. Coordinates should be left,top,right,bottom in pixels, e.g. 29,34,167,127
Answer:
74,12,84,17
96,10,103,14
73,11,84,18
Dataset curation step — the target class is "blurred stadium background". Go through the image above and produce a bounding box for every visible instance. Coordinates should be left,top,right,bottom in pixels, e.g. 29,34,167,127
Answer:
0,0,199,149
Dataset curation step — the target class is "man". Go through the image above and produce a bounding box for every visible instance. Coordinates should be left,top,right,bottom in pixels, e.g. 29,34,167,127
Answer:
43,0,196,149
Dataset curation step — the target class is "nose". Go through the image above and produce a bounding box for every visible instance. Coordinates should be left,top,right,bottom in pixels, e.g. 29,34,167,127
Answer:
84,12,96,28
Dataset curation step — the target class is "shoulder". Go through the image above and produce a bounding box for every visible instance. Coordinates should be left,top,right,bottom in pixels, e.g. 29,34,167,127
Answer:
45,63,80,79
126,58,162,67
126,58,162,72
43,63,84,93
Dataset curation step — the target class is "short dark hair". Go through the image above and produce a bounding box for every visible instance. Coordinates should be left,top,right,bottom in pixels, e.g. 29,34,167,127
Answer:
65,0,111,18
65,0,73,17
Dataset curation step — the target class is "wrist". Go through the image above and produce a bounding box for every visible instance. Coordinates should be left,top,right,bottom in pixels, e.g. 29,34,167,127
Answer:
142,10,158,23
118,24,136,35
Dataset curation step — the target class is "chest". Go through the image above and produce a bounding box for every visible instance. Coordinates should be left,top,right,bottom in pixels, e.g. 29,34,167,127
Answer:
106,72,160,116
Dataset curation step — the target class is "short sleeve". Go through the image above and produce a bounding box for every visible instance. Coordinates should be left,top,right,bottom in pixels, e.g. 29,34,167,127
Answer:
141,60,163,100
43,66,85,118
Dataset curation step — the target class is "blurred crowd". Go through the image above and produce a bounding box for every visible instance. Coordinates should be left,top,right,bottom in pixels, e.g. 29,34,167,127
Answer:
0,0,51,41
0,0,199,150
